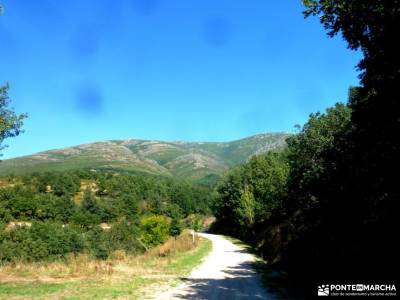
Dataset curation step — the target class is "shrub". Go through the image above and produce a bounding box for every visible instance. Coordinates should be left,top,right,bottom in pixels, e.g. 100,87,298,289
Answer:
0,222,84,262
139,215,170,248
85,226,110,259
107,220,141,253
70,211,100,229
84,221,142,259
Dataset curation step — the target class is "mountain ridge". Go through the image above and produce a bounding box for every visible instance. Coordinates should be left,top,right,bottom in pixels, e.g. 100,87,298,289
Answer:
0,132,291,182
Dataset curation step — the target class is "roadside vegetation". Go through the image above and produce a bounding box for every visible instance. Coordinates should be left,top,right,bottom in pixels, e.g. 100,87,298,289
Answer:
213,1,399,296
0,231,212,299
0,170,214,298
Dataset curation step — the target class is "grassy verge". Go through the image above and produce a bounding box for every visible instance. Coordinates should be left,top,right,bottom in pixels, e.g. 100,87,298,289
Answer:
0,232,212,300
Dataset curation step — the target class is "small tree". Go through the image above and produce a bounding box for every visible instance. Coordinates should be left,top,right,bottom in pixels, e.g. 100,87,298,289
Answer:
235,186,256,228
71,189,101,228
167,203,182,237
139,215,170,248
81,188,100,215
0,84,26,156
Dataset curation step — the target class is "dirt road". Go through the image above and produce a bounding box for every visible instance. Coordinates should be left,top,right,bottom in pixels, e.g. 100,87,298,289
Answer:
156,233,273,299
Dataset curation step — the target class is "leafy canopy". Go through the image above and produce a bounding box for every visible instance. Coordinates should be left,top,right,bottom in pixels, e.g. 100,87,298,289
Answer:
0,84,26,155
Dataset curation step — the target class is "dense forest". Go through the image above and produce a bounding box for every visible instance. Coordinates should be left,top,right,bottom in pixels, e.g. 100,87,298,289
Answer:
212,0,399,295
0,170,214,261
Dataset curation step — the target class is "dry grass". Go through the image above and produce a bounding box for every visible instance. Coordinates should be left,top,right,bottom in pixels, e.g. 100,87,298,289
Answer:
0,232,212,299
0,232,202,284
146,231,199,258
0,254,114,283
0,178,20,188
72,180,99,204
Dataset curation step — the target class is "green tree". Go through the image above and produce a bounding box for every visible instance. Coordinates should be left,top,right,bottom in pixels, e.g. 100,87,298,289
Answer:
139,215,170,248
85,226,109,259
302,0,399,221
214,151,289,237
214,168,242,230
0,222,84,262
167,203,183,237
120,195,140,222
266,2,400,290
81,188,100,215
235,186,256,227
107,220,141,253
71,189,101,228
285,103,352,212
0,84,26,156
244,152,289,221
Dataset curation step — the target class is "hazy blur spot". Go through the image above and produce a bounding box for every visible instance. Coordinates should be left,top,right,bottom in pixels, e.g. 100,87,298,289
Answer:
70,25,98,59
131,0,159,15
203,17,231,47
12,0,66,34
75,84,103,116
296,86,325,113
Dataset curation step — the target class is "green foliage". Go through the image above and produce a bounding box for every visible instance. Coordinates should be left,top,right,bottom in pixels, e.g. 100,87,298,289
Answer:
0,170,214,262
0,222,84,262
0,186,76,222
81,189,101,215
235,186,256,227
212,2,399,295
285,103,352,211
139,215,170,248
167,203,183,236
169,218,182,237
214,151,289,236
119,195,140,222
107,220,141,253
70,210,100,230
0,84,26,155
0,220,143,262
244,152,289,220
0,133,289,183
169,182,212,216
280,1,400,289
85,226,110,259
0,170,212,224
85,222,141,259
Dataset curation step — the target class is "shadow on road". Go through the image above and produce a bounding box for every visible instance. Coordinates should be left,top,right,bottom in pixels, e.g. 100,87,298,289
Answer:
174,261,273,299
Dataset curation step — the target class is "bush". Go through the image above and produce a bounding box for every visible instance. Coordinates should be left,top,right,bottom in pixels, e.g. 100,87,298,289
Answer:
85,226,110,259
139,215,170,248
70,211,100,229
0,222,84,262
107,220,141,253
84,221,142,259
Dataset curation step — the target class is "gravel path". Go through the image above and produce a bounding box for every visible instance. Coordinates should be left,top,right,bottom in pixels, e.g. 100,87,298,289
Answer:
155,233,274,300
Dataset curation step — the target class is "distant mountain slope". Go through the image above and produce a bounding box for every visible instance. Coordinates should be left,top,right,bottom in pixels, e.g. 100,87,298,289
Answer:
0,132,290,181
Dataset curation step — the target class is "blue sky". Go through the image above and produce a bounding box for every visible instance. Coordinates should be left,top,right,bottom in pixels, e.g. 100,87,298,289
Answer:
0,0,361,159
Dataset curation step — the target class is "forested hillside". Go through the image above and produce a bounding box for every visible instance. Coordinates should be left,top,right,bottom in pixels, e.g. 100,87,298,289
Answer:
0,170,214,262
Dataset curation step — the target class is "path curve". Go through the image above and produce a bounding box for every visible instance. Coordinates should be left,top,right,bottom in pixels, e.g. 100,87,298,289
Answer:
156,233,273,300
